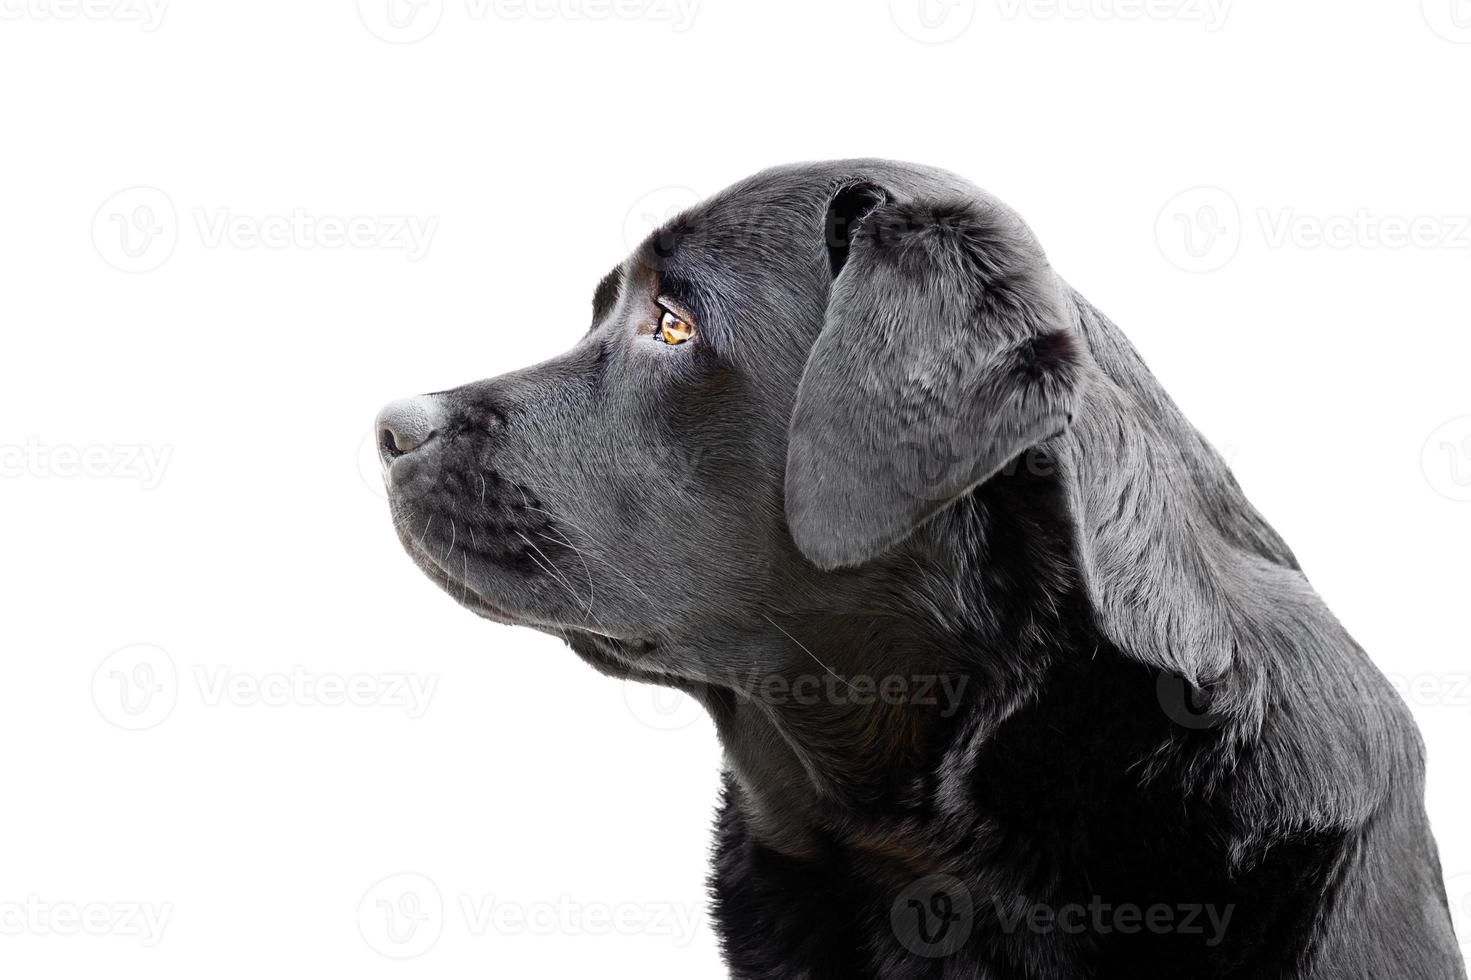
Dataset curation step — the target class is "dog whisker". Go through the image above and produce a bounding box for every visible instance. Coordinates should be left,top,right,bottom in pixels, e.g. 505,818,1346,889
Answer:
533,526,594,610
511,489,664,624
761,612,858,693
510,482,596,609
515,530,591,615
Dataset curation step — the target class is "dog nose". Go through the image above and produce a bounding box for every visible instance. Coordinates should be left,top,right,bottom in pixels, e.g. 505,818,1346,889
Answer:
376,396,442,465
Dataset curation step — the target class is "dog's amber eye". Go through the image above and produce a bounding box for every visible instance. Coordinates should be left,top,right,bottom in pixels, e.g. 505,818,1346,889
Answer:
658,310,696,345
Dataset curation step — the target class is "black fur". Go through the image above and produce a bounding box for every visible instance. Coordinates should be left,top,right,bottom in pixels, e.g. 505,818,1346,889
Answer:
376,160,1464,979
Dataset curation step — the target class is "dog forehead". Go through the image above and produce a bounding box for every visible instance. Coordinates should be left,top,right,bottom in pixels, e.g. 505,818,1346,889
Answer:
634,160,984,266
710,158,972,205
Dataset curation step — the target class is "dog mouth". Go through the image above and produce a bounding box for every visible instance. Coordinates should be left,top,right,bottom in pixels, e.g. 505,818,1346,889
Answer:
390,492,551,624
398,528,527,626
389,493,658,657
405,530,660,665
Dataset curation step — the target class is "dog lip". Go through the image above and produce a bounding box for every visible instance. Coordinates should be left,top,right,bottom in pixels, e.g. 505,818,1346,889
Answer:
406,536,525,624
415,545,659,648
403,532,631,640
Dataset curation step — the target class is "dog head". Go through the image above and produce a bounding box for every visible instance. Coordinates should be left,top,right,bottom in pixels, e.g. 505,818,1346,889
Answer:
375,160,1087,679
374,160,1403,922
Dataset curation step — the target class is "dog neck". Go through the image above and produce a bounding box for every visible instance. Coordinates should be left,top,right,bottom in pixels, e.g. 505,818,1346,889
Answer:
701,476,1089,861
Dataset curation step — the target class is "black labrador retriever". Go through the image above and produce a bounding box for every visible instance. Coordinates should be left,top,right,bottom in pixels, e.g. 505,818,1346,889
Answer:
374,160,1464,979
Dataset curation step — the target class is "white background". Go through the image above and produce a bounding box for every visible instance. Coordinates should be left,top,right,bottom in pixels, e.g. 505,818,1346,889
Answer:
2,1,1468,976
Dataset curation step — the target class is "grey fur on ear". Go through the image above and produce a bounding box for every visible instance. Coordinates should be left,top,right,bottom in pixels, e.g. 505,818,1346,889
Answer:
785,192,1086,570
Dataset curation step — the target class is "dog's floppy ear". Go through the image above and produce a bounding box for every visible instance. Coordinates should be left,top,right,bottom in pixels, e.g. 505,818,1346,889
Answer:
786,184,1086,569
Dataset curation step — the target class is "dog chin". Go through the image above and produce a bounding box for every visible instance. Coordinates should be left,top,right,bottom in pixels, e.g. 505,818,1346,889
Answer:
400,535,526,625
396,518,634,646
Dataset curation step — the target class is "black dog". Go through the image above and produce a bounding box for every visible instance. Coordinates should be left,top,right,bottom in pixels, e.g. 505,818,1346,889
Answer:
375,160,1464,978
